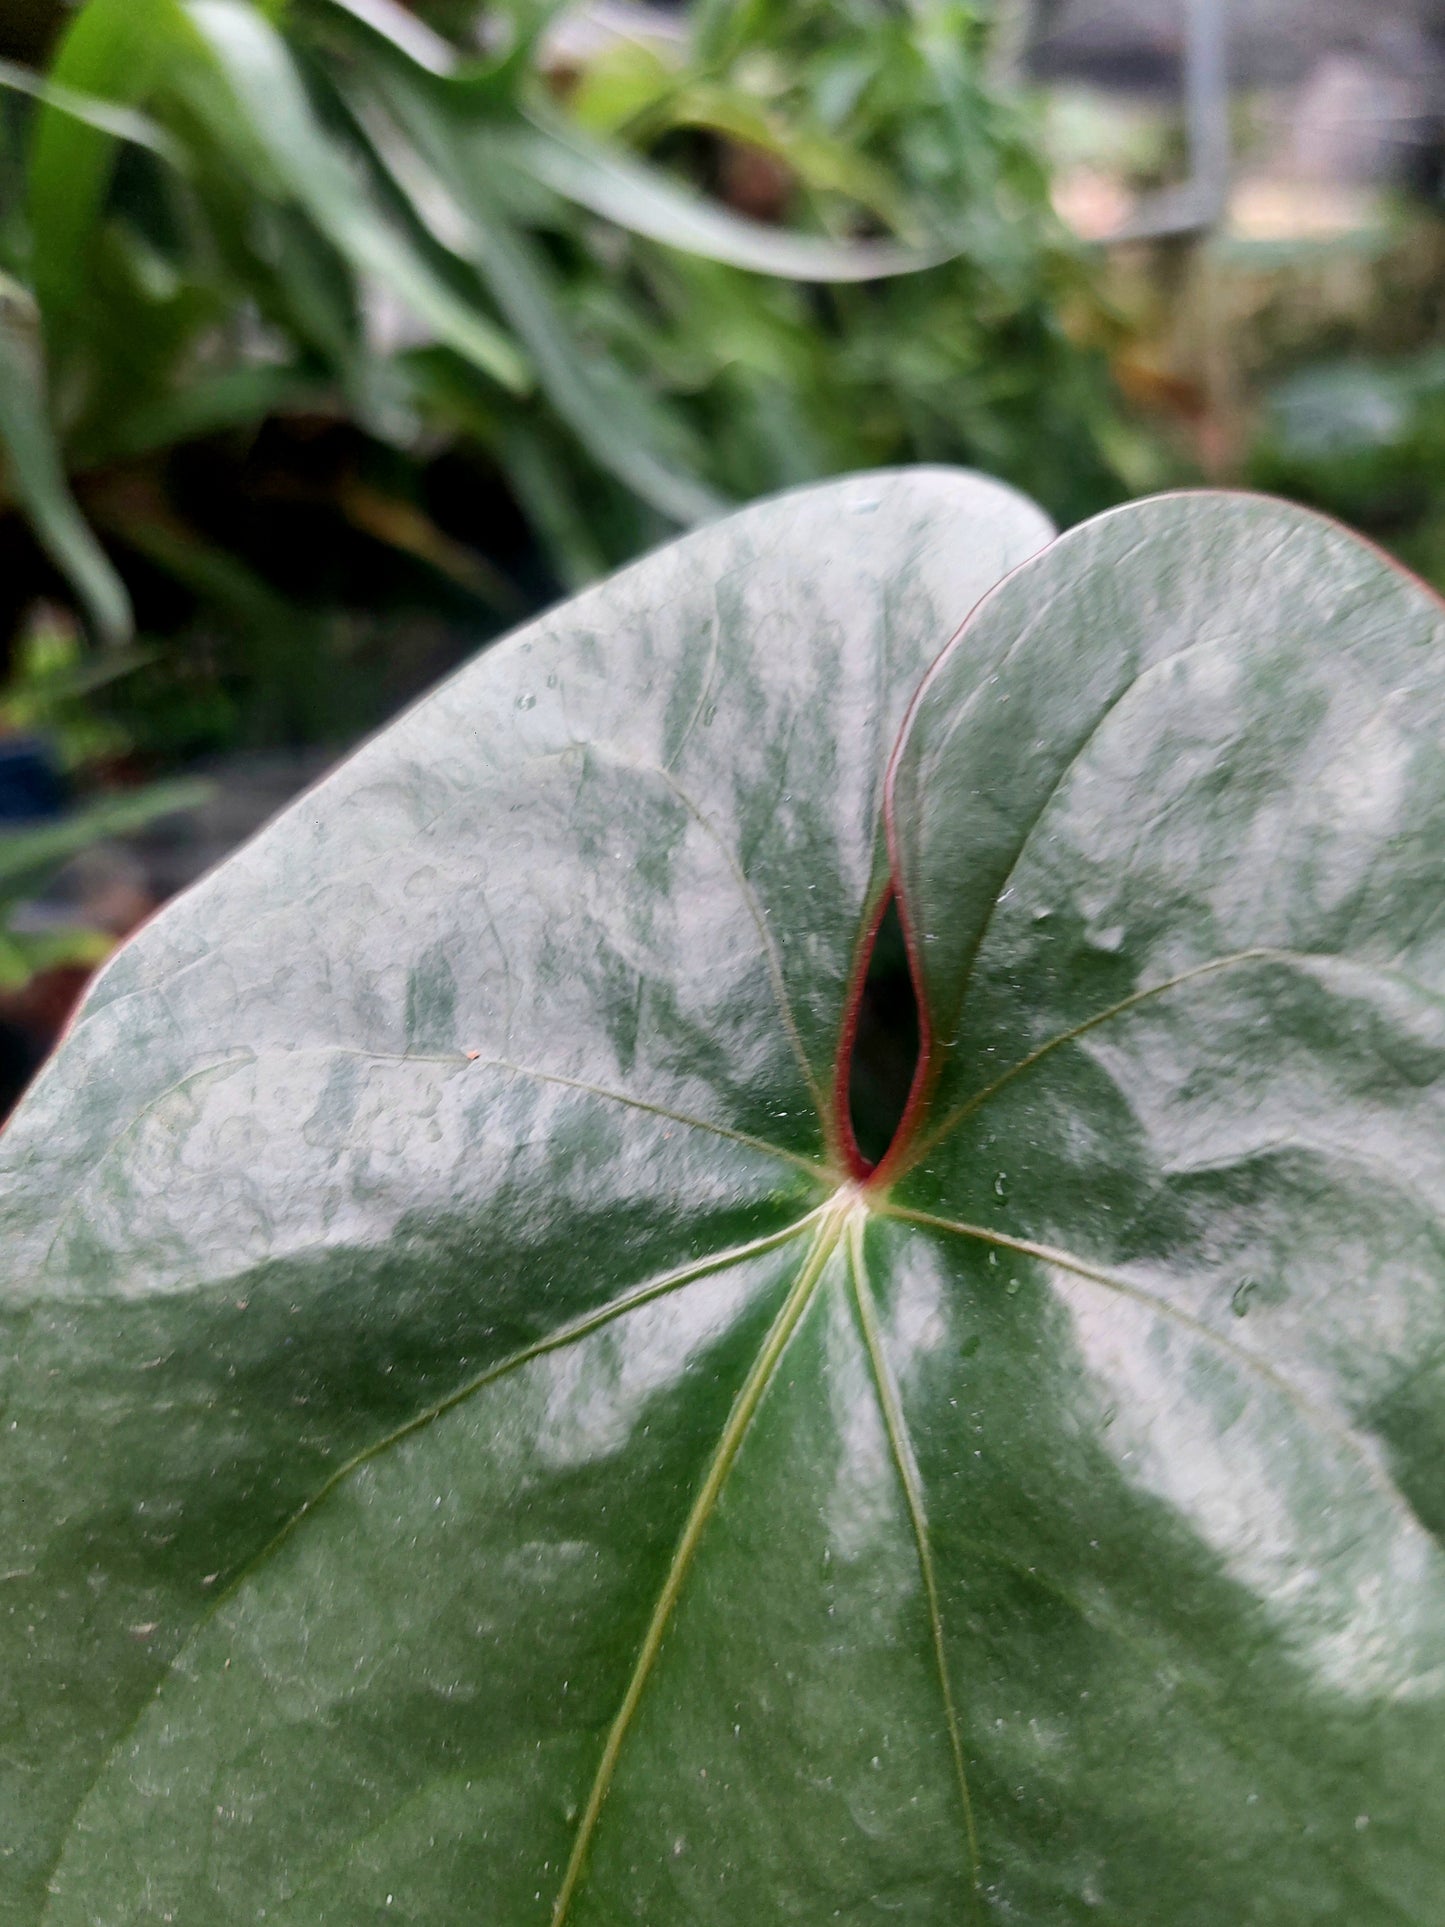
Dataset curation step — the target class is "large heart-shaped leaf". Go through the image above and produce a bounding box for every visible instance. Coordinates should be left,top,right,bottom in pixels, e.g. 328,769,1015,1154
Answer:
4,473,1445,1924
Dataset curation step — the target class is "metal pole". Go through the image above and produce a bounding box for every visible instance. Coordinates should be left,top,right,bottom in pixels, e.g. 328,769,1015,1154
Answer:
1107,0,1230,242
1185,0,1231,228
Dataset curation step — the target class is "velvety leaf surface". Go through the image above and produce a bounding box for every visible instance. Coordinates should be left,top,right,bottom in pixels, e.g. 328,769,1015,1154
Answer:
0,468,1050,1923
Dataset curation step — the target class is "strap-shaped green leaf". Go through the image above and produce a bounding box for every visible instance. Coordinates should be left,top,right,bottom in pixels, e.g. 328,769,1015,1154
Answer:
0,300,132,644
26,0,185,357
496,116,952,282
183,0,530,395
0,780,211,900
5,475,1445,1924
0,58,180,161
313,0,946,282
341,63,725,524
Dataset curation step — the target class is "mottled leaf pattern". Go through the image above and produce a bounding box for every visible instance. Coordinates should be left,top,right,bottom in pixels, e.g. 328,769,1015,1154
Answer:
5,476,1445,1925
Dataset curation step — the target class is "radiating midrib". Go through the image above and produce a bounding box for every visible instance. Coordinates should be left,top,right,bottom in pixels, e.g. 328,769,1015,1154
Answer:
548,1204,848,1926
584,742,830,1122
35,1207,827,1927
904,943,1445,1175
847,1215,982,1916
31,1047,824,1276
886,1205,1431,1546
907,947,1284,1166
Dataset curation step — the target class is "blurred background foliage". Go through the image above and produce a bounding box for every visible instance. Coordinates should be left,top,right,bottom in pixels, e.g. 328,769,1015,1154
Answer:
0,0,1166,1097
6,0,1445,1110
0,0,1149,755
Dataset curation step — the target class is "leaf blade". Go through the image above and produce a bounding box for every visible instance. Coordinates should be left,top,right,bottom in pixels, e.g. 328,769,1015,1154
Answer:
0,468,1046,1922
184,0,529,393
25,0,185,355
880,493,1445,1916
0,57,182,162
0,300,132,642
495,115,951,282
343,72,725,523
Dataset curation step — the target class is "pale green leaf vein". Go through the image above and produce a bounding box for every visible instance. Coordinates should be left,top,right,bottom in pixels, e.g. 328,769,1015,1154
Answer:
236,1042,817,1171
847,1216,981,1910
587,740,829,1126
549,1208,843,1925
235,1211,830,1580
37,1055,252,1276
907,945,1445,1171
885,1206,1432,1549
904,614,1301,1080
905,590,1152,1060
37,1209,825,1922
480,1054,826,1175
34,1047,821,1278
910,949,1281,1163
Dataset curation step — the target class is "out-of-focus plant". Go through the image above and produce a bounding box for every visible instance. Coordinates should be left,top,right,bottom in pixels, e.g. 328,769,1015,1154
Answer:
0,604,148,765
1248,348,1445,585
566,0,1164,530
0,610,206,988
0,784,202,989
0,0,1159,725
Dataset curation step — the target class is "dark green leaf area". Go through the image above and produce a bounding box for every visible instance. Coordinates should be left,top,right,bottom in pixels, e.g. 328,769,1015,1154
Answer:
883,494,1445,1918
868,1216,1444,1924
11,482,1445,1923
0,471,1050,1921
2,1119,808,1919
46,467,1048,1159
41,1219,1010,1925
41,1239,813,1924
